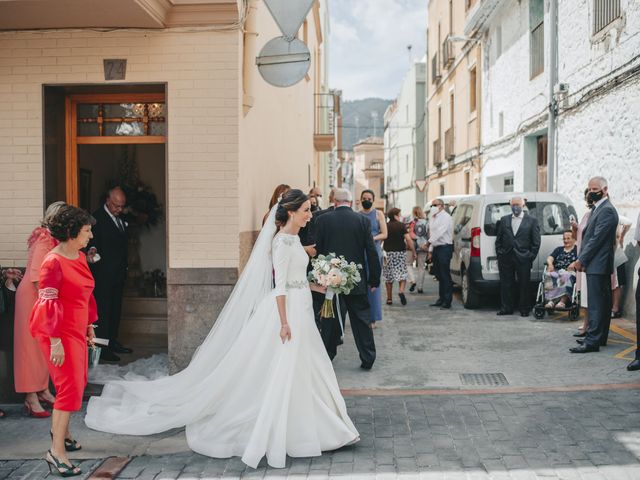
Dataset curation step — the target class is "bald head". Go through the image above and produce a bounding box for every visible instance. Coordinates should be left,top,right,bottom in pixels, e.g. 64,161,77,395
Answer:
106,187,126,217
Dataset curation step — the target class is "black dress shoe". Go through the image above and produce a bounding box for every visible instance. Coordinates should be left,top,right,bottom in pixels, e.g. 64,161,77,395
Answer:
360,363,373,370
430,300,443,307
496,310,513,316
576,338,584,345
100,349,121,362
573,331,587,338
111,341,133,354
627,359,640,371
569,345,600,353
520,311,530,317
409,283,416,293
440,304,451,310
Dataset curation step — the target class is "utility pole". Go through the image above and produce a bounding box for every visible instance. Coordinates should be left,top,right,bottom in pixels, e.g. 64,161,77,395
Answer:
547,0,558,192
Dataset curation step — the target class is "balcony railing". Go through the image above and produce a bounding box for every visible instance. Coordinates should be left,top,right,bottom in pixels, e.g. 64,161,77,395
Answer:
442,36,454,69
431,53,441,84
444,128,454,160
433,138,442,166
314,93,335,152
364,162,384,172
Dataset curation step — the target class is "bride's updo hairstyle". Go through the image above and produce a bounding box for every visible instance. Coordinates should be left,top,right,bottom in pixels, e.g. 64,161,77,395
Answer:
275,189,308,227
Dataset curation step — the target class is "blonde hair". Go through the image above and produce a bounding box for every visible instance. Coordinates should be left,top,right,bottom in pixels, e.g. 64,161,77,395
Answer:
412,206,425,219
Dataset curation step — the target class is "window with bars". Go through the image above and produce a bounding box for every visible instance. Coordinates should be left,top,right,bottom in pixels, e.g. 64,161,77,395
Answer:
529,0,544,79
593,0,621,35
469,67,477,113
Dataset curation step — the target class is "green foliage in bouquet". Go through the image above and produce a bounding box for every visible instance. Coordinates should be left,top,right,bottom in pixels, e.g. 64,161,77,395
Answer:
307,253,363,295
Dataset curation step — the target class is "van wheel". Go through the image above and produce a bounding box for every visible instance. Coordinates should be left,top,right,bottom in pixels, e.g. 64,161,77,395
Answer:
461,268,480,309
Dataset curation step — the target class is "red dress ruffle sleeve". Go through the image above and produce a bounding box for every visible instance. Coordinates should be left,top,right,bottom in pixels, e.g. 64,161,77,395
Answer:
29,255,64,338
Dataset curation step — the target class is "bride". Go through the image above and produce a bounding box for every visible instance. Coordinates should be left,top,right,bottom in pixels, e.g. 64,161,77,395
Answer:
85,189,359,468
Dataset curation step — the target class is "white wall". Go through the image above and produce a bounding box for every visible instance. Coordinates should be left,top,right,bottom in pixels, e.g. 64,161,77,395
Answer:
480,0,549,193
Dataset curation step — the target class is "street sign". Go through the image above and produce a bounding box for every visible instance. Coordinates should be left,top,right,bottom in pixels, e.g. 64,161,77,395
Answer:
264,0,315,40
256,37,311,87
415,179,428,192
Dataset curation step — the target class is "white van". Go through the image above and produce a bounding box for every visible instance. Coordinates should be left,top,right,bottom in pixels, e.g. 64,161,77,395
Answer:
450,192,577,309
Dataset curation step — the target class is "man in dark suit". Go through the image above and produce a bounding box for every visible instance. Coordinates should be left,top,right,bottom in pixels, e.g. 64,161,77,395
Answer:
88,187,132,361
569,177,618,353
495,196,541,317
314,188,381,369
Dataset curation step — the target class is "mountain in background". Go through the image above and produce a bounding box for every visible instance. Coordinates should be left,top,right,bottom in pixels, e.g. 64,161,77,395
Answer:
340,98,393,153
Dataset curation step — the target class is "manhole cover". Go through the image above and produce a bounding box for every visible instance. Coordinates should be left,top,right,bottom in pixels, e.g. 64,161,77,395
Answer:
460,373,509,386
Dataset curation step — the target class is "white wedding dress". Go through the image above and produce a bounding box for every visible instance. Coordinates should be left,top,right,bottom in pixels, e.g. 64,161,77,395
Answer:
85,207,359,469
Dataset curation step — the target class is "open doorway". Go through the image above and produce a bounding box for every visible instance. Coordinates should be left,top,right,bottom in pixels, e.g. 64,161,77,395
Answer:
43,85,168,360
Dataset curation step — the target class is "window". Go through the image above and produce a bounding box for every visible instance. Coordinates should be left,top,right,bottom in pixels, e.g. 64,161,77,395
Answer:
484,203,513,236
453,205,473,235
464,171,471,194
593,0,622,35
439,183,445,196
536,203,570,236
529,0,544,78
496,25,502,59
503,175,514,192
469,67,477,113
449,0,453,34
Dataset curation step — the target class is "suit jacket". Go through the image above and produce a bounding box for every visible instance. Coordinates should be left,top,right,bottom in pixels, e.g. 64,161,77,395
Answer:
578,198,618,275
495,213,541,264
314,206,381,295
88,206,128,282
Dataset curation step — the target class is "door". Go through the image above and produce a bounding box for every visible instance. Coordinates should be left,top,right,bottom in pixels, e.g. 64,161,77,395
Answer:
537,135,548,192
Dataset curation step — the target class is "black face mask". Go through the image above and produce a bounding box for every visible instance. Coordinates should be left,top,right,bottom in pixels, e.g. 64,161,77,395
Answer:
361,200,373,210
587,190,604,204
310,205,319,212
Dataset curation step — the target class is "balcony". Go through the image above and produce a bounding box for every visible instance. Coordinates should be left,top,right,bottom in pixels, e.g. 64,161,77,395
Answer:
464,0,508,36
314,93,336,152
431,53,441,85
444,128,455,160
442,36,455,69
0,0,239,30
433,138,442,166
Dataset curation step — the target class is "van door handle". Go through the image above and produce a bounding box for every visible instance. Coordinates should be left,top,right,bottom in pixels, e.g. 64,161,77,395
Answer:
461,237,471,242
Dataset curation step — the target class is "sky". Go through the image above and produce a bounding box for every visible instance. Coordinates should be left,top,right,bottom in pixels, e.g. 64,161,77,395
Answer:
329,0,428,101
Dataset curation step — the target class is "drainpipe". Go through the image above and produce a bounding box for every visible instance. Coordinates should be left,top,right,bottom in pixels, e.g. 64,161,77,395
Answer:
547,0,558,192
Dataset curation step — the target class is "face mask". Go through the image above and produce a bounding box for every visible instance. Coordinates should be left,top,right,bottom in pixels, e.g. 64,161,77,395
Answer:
361,200,373,210
310,205,318,212
587,190,604,204
430,206,439,217
511,205,523,216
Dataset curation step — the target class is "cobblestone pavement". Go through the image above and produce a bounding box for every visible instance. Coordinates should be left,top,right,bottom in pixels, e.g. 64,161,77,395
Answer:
2,280,639,479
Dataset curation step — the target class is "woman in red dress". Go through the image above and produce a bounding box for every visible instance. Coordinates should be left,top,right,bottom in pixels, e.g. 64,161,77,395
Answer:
30,205,97,477
14,201,65,418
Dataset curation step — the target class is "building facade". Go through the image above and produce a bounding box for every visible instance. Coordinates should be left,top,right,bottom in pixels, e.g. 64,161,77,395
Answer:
426,0,482,201
352,137,385,210
383,61,427,215
0,0,332,382
466,0,640,313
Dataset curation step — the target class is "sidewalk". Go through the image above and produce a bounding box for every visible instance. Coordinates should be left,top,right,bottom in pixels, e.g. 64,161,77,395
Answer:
1,279,639,479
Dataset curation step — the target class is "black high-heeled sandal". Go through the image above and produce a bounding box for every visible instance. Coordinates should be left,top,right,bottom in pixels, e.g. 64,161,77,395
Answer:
50,431,82,452
44,450,82,477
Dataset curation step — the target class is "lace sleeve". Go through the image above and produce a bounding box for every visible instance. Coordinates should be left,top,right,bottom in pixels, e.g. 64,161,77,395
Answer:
272,235,294,297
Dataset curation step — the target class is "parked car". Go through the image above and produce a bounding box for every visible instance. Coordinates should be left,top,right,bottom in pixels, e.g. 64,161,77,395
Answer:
450,192,577,309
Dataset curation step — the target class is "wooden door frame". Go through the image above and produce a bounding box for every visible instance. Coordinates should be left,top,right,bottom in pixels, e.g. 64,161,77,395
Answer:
65,93,166,204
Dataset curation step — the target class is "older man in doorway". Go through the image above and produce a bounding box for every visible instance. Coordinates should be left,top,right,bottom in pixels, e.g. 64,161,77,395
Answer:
495,196,541,317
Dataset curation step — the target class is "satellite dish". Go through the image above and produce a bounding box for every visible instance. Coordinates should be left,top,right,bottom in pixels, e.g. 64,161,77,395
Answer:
256,36,311,87
263,0,315,40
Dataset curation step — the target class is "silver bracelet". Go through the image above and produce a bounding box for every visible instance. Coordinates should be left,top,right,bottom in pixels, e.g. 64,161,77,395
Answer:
50,340,62,348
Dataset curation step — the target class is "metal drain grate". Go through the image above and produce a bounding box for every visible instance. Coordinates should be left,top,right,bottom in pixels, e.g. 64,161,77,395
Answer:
459,373,509,386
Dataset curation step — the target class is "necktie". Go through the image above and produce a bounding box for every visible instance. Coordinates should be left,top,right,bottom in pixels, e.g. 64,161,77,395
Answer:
116,217,125,233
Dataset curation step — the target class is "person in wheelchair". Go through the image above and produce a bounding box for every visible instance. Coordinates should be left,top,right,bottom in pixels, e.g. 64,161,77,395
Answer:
544,231,578,309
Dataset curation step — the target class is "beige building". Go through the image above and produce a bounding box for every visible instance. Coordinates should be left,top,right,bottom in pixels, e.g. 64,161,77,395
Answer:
0,0,332,384
352,137,384,210
426,0,482,199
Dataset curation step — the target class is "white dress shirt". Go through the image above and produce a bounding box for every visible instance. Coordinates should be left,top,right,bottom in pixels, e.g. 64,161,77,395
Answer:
104,204,127,232
428,209,453,252
511,211,524,235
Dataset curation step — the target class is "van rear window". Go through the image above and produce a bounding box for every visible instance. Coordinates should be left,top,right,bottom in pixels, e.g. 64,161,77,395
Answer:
483,202,573,236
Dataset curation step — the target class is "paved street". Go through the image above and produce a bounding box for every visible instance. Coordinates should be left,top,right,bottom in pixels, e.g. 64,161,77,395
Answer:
2,279,640,479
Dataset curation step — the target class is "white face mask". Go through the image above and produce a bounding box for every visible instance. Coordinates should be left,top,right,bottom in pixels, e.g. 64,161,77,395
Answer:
430,206,439,217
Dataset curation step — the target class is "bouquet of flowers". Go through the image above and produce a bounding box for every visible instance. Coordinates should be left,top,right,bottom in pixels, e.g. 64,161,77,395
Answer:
308,253,362,318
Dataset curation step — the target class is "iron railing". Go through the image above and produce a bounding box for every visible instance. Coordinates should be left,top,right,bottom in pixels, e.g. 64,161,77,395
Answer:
431,53,441,84
314,93,335,136
442,36,454,69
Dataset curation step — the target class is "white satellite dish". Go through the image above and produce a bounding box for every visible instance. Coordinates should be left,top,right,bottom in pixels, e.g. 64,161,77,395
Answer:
263,0,315,40
256,36,311,87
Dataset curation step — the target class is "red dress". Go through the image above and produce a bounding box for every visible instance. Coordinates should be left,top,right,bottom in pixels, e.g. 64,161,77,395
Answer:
29,252,97,411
